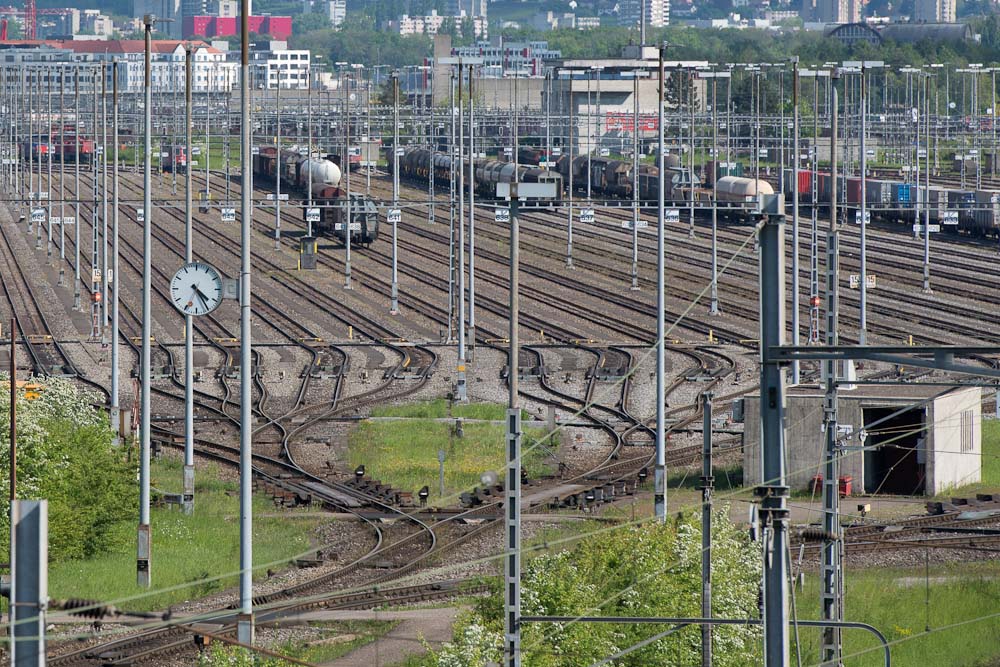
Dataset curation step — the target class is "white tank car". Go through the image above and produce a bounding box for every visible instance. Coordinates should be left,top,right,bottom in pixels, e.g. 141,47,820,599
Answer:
302,158,342,188
716,176,774,203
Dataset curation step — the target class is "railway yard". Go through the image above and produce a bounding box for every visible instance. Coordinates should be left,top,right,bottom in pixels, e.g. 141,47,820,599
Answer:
5,53,1000,667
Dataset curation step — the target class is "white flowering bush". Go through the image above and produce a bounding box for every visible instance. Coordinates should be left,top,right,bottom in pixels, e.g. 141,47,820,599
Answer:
430,507,761,666
0,376,136,560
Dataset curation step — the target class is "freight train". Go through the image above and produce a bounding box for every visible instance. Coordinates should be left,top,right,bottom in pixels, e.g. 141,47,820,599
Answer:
251,145,379,245
782,169,1000,236
392,148,564,200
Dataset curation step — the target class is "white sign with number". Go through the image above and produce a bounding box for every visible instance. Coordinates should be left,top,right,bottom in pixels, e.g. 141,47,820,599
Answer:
600,148,610,157
335,222,362,231
92,268,102,283
913,223,940,233
621,220,648,229
387,209,401,223
495,208,510,223
63,216,75,225
580,208,595,224
221,208,236,222
136,208,144,222
30,208,45,223
665,209,680,223
854,211,871,224
306,208,320,223
50,217,61,225
849,274,877,289
943,211,959,225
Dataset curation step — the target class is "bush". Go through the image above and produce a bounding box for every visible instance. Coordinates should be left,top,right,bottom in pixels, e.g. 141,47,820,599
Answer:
0,377,136,561
430,508,761,667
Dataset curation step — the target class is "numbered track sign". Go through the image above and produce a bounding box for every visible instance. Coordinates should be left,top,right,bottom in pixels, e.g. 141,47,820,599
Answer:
495,208,510,223
30,209,45,223
221,208,236,222
387,209,401,223
665,208,680,224
849,274,877,289
580,208,595,224
335,222,362,231
306,208,320,223
943,211,959,225
854,211,870,224
136,208,145,222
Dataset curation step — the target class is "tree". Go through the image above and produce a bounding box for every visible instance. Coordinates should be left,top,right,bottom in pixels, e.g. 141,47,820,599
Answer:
430,509,761,667
293,11,332,35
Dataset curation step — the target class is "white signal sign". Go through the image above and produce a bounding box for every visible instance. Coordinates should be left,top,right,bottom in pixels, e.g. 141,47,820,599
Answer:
552,147,562,155
39,192,49,200
92,268,102,283
221,208,236,222
50,217,61,225
190,160,199,167
306,208,320,223
136,208,144,222
63,216,75,225
665,208,680,223
495,208,510,223
387,209,402,223
580,208,595,224
251,146,260,155
621,220,649,229
943,211,959,225
917,149,927,158
849,274,877,289
758,148,768,157
160,152,169,157
30,208,45,223
395,147,405,156
599,148,610,157
192,147,202,155
913,223,940,233
854,211,870,224
107,269,114,284
279,193,289,201
335,222,362,231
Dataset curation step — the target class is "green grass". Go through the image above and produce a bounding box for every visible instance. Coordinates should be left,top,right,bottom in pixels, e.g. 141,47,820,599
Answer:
795,562,1000,667
49,458,324,612
349,412,556,499
282,620,399,663
371,399,528,421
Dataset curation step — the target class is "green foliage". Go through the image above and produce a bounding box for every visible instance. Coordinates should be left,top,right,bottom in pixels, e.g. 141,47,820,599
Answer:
292,11,332,34
430,511,761,666
0,377,135,562
50,458,323,611
371,399,526,421
196,620,399,665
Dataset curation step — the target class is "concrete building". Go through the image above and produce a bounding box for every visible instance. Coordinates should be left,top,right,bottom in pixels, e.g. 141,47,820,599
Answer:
914,0,957,23
248,40,310,89
450,40,560,78
327,0,347,28
617,0,670,28
448,0,487,19
801,0,860,23
742,384,982,496
393,11,487,39
134,0,183,37
577,17,602,29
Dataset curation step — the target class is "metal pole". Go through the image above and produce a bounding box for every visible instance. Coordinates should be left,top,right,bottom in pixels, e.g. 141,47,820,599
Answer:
28,68,33,240
11,500,47,667
111,61,120,445
700,391,714,667
446,71,456,343
710,74,719,315
46,68,52,258
655,45,667,522
58,67,65,286
90,66,100,341
102,62,109,334
503,145,522,667
183,45,195,514
456,67,467,402
566,82,574,268
390,73,400,314
137,15,153,590
859,66,868,345
923,75,931,294
467,64,476,356
344,71,352,290
790,60,799,381
759,210,789,667
821,72,843,665
275,80,281,249
688,71,695,238
9,316,15,504
631,70,639,291
809,75,820,345
73,71,80,311
238,0,255,644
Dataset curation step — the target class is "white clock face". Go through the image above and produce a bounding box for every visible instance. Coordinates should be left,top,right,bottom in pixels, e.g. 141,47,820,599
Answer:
170,262,223,316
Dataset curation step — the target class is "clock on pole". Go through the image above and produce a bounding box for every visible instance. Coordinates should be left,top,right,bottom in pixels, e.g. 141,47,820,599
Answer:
170,262,224,316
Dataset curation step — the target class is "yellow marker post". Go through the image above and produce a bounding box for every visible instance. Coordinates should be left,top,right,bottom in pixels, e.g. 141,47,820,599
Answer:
708,329,714,343
348,326,353,340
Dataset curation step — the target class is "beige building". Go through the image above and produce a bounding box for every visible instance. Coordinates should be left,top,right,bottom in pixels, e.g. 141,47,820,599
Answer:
914,0,957,23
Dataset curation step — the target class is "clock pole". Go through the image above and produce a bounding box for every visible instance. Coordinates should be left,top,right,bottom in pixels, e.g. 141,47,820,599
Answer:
238,0,255,644
183,43,195,515
137,13,154,589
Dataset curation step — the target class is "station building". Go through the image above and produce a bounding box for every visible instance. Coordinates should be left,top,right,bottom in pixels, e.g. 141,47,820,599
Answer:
741,383,982,496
